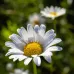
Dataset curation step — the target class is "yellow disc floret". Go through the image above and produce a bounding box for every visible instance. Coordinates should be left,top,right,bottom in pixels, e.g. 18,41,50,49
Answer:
33,20,39,25
50,12,57,16
24,42,42,56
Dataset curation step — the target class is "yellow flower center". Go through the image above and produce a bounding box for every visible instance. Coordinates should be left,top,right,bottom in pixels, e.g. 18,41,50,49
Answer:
50,12,57,16
34,20,39,25
24,42,42,56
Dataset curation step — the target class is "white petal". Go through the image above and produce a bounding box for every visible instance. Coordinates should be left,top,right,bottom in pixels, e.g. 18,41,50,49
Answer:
9,55,15,59
9,34,23,43
27,24,33,37
44,7,50,12
8,48,23,53
5,52,12,56
5,48,24,56
5,41,24,51
57,8,66,16
33,56,41,66
46,38,62,47
17,27,28,43
18,55,27,61
38,24,46,36
46,46,62,51
37,34,44,45
13,58,18,62
24,58,32,65
33,30,39,42
44,29,54,39
44,56,52,63
9,55,27,62
9,55,18,61
5,41,17,48
9,34,25,50
33,25,41,42
34,25,39,33
41,11,50,17
5,52,22,56
49,6,54,12
40,51,52,56
27,24,35,41
55,6,61,12
43,33,56,48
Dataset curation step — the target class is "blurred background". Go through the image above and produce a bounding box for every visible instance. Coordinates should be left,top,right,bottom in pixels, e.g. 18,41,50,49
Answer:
0,0,74,74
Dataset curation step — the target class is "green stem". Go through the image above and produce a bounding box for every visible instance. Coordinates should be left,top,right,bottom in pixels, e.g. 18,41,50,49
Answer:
33,61,37,74
54,23,56,32
53,19,57,33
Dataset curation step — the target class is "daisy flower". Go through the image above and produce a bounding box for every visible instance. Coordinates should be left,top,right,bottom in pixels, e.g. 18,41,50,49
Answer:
67,0,73,5
9,68,29,74
5,24,62,66
28,13,45,26
41,6,66,20
6,63,13,71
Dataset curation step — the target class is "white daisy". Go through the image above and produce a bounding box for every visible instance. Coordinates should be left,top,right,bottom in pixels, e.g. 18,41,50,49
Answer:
9,68,29,74
5,24,62,66
28,13,45,26
41,6,66,20
67,0,73,5
6,63,13,71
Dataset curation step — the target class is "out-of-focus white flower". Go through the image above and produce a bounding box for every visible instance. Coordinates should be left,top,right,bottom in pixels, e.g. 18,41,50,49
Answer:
67,0,73,5
9,73,14,74
28,13,45,26
9,69,29,74
41,6,66,20
60,19,67,25
22,70,29,74
6,63,13,71
63,67,70,74
5,24,62,66
14,69,23,74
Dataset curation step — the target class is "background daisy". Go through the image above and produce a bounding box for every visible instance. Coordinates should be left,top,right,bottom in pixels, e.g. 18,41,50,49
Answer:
28,13,45,26
9,69,29,74
6,63,13,71
41,6,66,19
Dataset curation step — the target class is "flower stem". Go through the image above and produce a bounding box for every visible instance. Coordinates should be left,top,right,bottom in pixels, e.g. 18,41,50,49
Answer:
54,24,56,32
33,61,37,74
53,19,57,32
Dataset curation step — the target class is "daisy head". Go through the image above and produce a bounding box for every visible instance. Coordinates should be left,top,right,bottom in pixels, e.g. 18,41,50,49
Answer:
41,6,66,20
9,68,29,74
28,13,45,26
5,24,62,66
6,63,13,71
